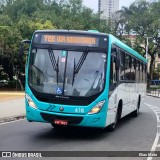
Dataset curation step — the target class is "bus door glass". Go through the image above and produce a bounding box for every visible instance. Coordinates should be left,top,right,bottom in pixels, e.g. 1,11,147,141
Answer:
109,47,119,96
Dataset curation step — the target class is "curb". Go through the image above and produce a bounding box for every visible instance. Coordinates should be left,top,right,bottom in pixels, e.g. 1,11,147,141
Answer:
0,92,25,96
0,115,26,124
146,94,160,98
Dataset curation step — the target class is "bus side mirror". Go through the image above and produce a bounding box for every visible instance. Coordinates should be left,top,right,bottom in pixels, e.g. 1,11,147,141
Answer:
19,40,31,56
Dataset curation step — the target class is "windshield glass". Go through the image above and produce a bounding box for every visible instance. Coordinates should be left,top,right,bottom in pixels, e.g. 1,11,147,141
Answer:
29,49,106,97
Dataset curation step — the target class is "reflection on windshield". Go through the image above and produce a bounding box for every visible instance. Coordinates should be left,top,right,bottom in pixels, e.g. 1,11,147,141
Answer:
48,49,59,84
72,50,88,86
29,49,106,97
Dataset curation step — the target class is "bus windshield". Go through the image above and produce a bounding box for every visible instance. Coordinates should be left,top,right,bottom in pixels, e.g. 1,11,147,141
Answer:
29,48,106,97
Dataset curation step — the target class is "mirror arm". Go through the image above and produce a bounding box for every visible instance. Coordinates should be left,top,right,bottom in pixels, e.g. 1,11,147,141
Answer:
19,40,31,56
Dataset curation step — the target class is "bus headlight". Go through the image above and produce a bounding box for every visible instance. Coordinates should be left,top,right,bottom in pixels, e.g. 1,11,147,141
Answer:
26,94,37,109
88,100,105,114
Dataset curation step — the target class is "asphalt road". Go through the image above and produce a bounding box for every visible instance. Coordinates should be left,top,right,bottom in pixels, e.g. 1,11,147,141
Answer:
0,96,159,160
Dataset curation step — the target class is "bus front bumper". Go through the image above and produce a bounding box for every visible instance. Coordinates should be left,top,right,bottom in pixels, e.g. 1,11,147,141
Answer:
26,106,106,128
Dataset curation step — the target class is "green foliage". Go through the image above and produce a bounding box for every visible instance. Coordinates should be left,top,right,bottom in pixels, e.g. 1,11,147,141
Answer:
0,0,109,85
1,0,159,87
117,0,160,79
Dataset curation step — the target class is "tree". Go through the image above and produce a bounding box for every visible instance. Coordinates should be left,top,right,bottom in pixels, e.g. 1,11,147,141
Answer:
0,0,110,89
118,0,160,79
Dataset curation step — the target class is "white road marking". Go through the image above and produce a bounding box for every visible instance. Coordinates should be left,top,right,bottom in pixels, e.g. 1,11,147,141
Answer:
144,103,160,160
144,103,152,107
0,118,26,126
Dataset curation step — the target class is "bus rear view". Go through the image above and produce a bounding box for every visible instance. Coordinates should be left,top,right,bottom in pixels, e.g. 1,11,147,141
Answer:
22,30,109,129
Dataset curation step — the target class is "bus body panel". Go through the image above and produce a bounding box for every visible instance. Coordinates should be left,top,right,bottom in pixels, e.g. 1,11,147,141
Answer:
106,83,146,127
26,105,106,128
25,84,108,128
105,35,147,126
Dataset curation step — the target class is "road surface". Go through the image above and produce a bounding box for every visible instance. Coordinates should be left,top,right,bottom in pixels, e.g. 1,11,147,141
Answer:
0,96,160,160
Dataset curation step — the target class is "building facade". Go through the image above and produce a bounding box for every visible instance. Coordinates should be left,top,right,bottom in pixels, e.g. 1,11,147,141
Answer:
98,0,119,19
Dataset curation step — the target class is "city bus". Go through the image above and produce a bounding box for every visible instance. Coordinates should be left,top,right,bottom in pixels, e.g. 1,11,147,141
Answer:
20,30,147,130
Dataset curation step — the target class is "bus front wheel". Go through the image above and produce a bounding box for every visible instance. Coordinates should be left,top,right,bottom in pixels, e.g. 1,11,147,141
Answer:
108,110,119,131
107,104,122,131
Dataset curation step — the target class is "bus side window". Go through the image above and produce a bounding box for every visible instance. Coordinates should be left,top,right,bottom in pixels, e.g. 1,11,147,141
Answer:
142,63,144,83
143,64,146,83
130,57,135,81
125,53,130,81
120,51,125,80
136,61,140,82
140,62,142,83
145,65,147,82
134,58,137,81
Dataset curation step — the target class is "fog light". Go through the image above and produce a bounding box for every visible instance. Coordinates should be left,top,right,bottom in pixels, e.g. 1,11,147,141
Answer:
88,100,105,114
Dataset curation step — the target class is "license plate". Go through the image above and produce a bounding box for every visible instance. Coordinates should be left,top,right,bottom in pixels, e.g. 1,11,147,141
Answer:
54,120,68,126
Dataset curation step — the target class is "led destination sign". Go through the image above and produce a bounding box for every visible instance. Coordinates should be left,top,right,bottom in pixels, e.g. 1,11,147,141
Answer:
40,34,99,47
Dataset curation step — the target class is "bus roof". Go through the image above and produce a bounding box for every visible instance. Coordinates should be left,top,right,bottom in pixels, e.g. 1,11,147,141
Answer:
34,30,147,63
34,30,107,36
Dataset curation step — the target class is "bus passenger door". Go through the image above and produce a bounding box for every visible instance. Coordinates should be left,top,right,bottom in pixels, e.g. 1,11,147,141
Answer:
124,54,132,114
107,48,119,126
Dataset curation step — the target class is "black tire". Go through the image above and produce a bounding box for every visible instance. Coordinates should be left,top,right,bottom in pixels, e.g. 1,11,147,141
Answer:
107,101,122,131
132,97,141,117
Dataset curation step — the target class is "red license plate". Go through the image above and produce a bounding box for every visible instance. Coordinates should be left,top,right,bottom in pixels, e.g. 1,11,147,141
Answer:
54,120,68,126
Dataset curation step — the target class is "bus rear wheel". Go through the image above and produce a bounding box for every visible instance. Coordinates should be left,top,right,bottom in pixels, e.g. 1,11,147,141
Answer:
132,97,141,117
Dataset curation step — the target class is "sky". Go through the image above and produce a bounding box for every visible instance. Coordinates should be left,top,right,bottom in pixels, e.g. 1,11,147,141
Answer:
83,0,136,12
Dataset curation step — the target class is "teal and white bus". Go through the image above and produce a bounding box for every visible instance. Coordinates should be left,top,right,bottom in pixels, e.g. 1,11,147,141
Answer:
20,30,147,130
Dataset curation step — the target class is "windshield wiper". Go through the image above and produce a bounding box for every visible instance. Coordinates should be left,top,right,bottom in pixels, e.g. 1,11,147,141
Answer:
48,49,59,84
56,56,59,84
72,50,88,86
